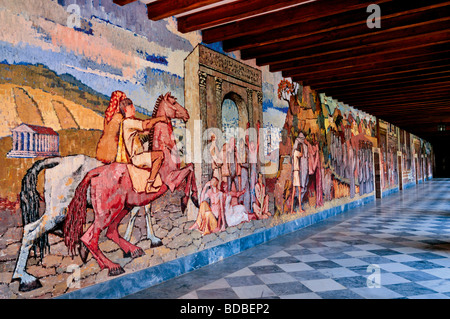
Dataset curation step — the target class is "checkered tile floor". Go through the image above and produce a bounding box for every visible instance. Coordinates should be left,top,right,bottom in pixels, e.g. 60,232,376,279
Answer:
125,179,450,299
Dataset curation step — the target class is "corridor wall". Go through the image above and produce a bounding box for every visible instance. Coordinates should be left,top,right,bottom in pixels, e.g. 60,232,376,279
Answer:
0,0,433,298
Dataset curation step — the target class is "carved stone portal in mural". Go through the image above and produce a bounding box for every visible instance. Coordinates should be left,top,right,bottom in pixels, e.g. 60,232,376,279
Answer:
184,45,263,219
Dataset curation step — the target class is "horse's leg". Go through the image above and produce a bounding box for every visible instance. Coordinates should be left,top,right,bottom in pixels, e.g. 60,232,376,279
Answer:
123,206,140,242
106,208,145,259
167,164,198,213
80,223,108,270
143,204,163,247
12,208,60,292
186,163,199,208
81,185,125,276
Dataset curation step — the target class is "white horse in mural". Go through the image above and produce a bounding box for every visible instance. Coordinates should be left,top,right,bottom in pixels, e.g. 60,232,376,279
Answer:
11,154,162,292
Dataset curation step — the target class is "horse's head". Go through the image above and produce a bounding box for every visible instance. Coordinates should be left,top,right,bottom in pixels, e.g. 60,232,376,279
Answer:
156,92,189,122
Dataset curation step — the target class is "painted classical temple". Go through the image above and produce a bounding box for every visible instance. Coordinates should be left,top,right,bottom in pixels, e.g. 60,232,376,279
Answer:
7,123,59,158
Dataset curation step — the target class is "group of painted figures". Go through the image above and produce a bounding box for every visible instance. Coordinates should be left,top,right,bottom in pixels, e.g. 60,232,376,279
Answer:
290,132,324,213
329,133,374,199
190,121,271,236
288,129,375,213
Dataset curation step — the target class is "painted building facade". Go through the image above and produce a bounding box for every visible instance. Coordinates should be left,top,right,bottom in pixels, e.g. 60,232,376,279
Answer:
0,0,433,298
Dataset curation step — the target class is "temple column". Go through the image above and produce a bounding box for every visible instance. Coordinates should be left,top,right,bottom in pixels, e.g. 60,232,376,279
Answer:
199,70,210,188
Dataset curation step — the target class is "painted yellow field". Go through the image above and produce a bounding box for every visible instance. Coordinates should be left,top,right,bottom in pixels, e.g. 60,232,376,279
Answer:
0,83,104,138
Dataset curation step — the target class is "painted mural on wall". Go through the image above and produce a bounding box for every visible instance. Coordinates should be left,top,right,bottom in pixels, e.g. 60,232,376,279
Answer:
399,129,414,186
274,80,377,216
0,0,434,299
0,0,279,298
379,120,399,191
412,137,433,182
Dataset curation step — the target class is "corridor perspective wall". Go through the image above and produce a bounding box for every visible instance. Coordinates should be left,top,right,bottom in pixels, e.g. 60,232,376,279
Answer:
0,0,433,298
378,119,433,193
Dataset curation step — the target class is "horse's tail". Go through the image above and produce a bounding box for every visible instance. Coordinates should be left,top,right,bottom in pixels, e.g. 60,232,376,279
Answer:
63,167,100,256
20,157,61,260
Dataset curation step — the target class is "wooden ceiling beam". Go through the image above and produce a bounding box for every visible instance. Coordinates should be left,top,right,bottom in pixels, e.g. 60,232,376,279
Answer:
310,68,450,91
202,0,391,44
223,0,450,52
321,82,450,99
147,0,224,21
378,116,450,125
383,121,450,128
403,122,450,128
177,0,310,33
366,116,450,124
341,94,450,107
305,65,450,89
354,98,450,107
296,56,450,83
367,111,450,118
344,89,450,101
330,87,450,103
325,94,450,108
351,99,450,110
240,4,450,60
317,77,450,97
318,77,450,97
270,30,450,73
259,20,450,67
113,0,138,6
335,89,450,103
284,43,450,78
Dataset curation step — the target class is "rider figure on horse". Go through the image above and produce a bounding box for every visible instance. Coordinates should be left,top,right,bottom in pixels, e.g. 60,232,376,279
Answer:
117,97,169,192
95,91,169,193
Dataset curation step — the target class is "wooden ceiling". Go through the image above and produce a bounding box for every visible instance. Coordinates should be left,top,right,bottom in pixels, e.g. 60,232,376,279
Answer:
114,0,450,142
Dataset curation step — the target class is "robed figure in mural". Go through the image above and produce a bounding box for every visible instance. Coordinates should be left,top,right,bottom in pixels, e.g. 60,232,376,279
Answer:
220,137,238,191
221,181,252,227
348,140,356,199
248,121,261,211
253,173,271,219
189,177,225,235
116,98,168,192
237,137,251,211
96,90,127,164
306,133,323,208
209,133,222,182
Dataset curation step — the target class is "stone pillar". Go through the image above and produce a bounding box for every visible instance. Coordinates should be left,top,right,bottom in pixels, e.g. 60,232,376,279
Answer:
26,132,30,151
257,91,263,124
199,70,209,188
215,77,223,130
256,91,264,172
13,132,18,151
246,88,254,127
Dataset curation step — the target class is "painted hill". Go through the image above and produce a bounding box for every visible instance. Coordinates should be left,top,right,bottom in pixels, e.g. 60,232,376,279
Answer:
0,63,109,114
0,83,104,138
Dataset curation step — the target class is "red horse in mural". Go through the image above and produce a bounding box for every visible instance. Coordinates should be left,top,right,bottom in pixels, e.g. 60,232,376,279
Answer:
63,92,199,276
